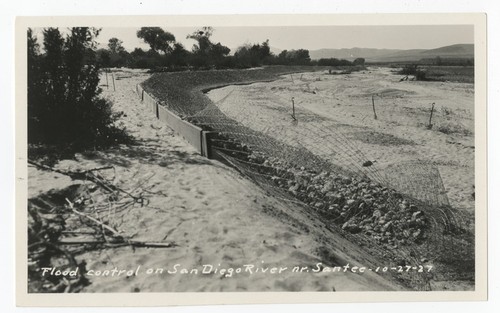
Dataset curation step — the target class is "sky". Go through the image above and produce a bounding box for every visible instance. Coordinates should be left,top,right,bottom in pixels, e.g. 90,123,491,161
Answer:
34,25,474,53
97,25,474,52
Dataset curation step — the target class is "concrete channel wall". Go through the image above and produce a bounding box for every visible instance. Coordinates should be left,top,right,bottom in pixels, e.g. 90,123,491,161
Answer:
135,84,208,157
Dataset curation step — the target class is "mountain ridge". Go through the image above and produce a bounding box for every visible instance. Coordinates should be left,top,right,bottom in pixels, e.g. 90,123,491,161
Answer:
306,44,473,62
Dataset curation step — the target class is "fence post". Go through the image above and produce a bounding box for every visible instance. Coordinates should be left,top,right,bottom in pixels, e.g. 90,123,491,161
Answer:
428,102,435,129
372,95,378,120
105,69,109,89
111,71,116,91
291,97,296,121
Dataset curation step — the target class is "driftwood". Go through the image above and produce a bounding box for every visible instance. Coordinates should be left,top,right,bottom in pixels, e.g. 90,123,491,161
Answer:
65,198,122,237
28,160,171,292
64,198,176,249
29,159,146,204
28,160,113,180
56,239,177,248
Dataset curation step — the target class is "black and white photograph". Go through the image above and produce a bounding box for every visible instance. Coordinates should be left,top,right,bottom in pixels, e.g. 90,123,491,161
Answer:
14,12,487,306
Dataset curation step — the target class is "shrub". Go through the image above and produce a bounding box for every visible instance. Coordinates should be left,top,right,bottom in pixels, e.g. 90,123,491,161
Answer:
436,123,472,136
398,64,427,81
27,27,129,149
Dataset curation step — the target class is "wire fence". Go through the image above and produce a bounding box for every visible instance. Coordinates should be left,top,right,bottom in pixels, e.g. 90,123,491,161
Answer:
144,72,474,290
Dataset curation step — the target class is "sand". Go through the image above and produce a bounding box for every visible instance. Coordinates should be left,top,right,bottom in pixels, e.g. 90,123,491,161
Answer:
28,68,403,292
207,67,475,212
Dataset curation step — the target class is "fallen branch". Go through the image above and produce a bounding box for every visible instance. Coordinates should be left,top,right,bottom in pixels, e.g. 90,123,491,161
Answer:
64,198,174,249
56,239,178,249
30,160,146,204
65,198,122,238
28,160,113,180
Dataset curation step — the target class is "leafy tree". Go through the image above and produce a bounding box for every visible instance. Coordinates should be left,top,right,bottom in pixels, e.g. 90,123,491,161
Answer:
167,43,190,67
187,26,214,54
137,27,176,54
277,49,311,65
130,47,147,58
318,58,348,66
234,39,273,67
27,27,127,148
108,37,125,54
186,27,230,68
353,58,365,66
96,48,111,67
211,42,230,58
27,29,44,135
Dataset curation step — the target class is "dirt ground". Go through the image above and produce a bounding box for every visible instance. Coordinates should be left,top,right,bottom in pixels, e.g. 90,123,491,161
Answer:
207,67,475,212
28,68,405,292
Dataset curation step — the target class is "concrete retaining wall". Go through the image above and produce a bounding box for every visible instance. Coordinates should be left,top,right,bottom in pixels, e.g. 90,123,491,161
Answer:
157,105,204,154
135,84,206,156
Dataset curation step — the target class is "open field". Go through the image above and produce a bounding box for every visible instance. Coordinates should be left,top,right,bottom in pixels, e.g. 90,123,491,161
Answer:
422,66,474,83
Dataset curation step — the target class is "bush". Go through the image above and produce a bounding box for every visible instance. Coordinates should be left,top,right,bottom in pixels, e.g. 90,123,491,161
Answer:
27,27,129,149
317,58,352,67
398,64,427,81
436,123,472,136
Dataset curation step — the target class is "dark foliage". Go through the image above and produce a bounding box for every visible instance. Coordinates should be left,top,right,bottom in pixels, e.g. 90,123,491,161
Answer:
233,40,273,68
137,27,176,54
186,27,231,69
95,26,366,73
27,27,129,149
316,58,352,67
398,64,427,81
277,49,311,65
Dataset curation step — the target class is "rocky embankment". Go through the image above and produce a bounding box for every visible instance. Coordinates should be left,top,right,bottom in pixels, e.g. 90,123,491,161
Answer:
251,154,430,250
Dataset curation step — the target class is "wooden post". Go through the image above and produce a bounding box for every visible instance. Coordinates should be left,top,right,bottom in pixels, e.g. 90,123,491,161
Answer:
428,102,435,129
290,74,294,84
111,71,116,91
291,97,296,120
372,95,378,120
105,69,109,89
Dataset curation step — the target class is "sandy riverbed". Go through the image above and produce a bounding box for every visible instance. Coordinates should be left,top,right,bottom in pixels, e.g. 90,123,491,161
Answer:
207,67,475,212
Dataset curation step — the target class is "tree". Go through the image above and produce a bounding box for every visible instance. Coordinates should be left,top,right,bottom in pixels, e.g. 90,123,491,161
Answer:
127,47,163,68
168,43,190,67
353,58,365,66
96,48,111,67
186,27,230,68
136,27,176,54
27,28,44,138
27,27,127,147
27,28,40,64
108,37,125,54
187,26,214,54
277,49,311,65
234,40,273,67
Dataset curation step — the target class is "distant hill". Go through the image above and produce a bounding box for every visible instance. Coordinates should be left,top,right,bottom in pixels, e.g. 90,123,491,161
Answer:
309,47,401,60
420,44,474,58
308,44,473,62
